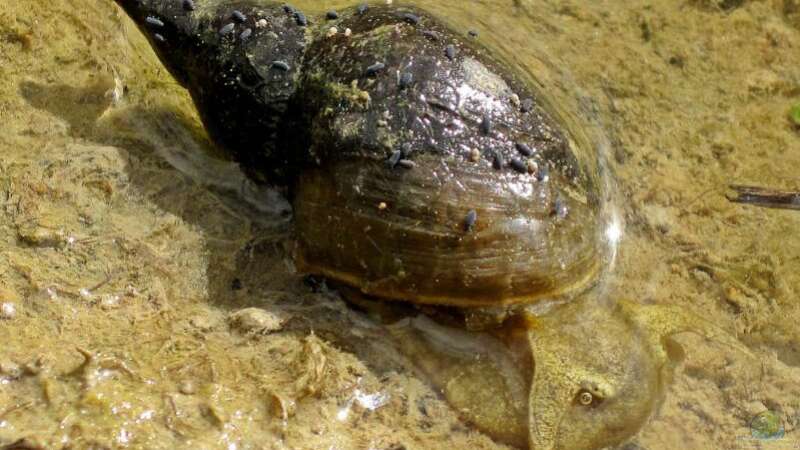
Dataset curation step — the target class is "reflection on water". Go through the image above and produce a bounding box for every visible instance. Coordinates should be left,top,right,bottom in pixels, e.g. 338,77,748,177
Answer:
1,1,799,450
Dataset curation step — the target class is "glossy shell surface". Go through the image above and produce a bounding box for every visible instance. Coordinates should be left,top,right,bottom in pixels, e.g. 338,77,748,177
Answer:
293,6,601,307
113,0,604,309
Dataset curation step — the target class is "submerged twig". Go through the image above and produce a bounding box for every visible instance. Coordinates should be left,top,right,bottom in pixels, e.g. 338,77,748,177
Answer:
0,401,34,419
726,185,800,210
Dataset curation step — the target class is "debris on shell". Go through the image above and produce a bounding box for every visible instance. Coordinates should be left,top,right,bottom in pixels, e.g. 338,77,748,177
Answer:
469,148,481,162
527,159,539,174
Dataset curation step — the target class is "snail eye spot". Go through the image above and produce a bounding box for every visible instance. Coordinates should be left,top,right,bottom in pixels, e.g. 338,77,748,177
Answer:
576,389,602,407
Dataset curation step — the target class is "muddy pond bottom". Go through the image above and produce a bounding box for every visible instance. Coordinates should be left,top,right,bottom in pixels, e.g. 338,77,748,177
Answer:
1,0,800,449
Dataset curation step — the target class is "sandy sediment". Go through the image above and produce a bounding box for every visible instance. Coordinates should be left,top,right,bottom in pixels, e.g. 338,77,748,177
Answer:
0,0,798,449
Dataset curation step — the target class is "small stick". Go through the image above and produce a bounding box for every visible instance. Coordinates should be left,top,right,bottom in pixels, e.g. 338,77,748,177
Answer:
0,401,34,419
727,185,800,210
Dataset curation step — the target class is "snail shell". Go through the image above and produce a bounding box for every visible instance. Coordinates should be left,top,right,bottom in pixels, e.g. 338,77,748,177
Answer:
112,0,603,307
293,7,602,307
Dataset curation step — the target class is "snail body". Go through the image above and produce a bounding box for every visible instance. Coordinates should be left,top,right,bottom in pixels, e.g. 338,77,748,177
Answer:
110,2,678,450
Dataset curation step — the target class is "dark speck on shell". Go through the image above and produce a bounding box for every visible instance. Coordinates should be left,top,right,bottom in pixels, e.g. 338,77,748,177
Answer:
400,143,413,157
295,11,308,26
399,72,413,89
536,166,550,182
480,115,492,135
510,158,528,173
492,152,504,170
232,10,246,23
445,44,456,60
145,16,164,27
366,62,386,76
515,142,533,157
271,60,291,71
521,98,534,112
387,150,402,168
468,30,479,37
401,12,420,25
553,197,568,218
464,210,478,232
423,30,440,41
219,23,235,36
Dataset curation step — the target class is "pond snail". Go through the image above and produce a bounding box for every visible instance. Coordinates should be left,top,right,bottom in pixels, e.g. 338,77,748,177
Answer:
114,0,601,308
111,1,702,449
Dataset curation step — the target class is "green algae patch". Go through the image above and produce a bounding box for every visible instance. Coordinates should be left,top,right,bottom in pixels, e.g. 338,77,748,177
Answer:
790,103,800,128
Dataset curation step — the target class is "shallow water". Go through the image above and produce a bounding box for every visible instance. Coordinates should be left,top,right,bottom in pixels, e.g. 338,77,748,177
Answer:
1,0,800,449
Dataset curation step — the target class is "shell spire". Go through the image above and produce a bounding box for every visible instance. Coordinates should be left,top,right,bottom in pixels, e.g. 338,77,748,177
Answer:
113,0,202,85
113,0,310,184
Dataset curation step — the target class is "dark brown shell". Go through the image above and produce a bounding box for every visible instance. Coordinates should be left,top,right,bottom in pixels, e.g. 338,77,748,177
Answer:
111,0,603,308
293,6,602,307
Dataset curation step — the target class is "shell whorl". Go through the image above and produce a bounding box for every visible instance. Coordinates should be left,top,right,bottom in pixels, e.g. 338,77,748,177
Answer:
115,0,602,307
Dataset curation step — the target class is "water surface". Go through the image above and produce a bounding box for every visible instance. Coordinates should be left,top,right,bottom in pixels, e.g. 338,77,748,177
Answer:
1,0,799,449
